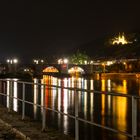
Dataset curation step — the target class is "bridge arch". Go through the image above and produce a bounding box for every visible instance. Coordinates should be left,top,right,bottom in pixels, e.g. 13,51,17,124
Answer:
68,66,85,74
43,66,59,73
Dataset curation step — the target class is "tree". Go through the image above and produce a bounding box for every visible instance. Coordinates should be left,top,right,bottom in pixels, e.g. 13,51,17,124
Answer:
70,51,90,64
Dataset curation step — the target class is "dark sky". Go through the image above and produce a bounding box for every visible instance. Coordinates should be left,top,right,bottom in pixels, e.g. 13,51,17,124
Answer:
0,0,140,62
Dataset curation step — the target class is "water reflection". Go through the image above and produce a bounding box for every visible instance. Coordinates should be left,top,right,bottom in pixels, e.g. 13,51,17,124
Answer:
4,76,136,140
32,76,140,140
33,79,39,119
13,80,18,112
100,78,128,133
41,79,45,113
107,79,111,92
6,79,18,112
6,80,10,108
90,79,94,121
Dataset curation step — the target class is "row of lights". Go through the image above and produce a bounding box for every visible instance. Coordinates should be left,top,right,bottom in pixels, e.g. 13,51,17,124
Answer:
6,58,94,65
58,58,68,64
5,58,132,66
58,58,94,65
33,59,44,64
7,59,18,64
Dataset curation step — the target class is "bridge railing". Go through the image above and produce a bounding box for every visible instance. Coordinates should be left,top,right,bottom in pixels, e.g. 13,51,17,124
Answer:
0,79,139,140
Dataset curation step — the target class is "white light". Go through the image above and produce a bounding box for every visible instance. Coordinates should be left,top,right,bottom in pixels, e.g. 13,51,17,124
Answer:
13,59,18,64
7,58,18,64
58,59,62,64
33,59,39,64
84,60,87,64
64,59,68,64
41,60,44,63
7,59,10,63
106,61,113,66
90,61,93,64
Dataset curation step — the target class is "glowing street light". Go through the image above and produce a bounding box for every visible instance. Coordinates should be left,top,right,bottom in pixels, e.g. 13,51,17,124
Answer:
58,58,69,73
33,59,45,64
6,58,18,72
58,59,62,64
64,58,68,64
13,59,18,64
6,58,18,64
7,59,10,63
58,58,69,64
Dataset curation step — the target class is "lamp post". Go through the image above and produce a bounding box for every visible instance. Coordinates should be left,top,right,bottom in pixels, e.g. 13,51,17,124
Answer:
64,58,68,73
6,58,18,73
58,58,69,74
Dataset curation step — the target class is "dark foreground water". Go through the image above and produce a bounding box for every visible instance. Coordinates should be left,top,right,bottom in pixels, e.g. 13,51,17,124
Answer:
0,75,140,140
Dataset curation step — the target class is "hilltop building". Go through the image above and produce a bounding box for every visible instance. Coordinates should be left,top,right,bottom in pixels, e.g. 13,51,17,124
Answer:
112,33,132,45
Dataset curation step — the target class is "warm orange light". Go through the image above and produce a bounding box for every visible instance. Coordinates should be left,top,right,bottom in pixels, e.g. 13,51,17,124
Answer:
68,66,84,74
112,33,131,45
43,66,59,73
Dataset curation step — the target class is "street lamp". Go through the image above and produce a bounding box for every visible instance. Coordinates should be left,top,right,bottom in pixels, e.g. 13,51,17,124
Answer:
7,58,18,64
33,59,45,64
58,58,69,73
58,59,62,64
63,58,68,64
6,58,18,72
13,59,18,64
58,58,68,64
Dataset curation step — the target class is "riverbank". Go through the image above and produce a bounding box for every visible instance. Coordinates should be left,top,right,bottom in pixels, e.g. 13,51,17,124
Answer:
101,72,140,79
0,73,33,81
0,105,74,140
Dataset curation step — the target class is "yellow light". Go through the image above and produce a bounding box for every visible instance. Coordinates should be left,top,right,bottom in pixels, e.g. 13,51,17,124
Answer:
43,66,59,72
112,33,131,45
68,66,84,74
106,61,113,66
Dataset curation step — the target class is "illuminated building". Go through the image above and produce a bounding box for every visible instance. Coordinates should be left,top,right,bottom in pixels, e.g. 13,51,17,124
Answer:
112,33,131,45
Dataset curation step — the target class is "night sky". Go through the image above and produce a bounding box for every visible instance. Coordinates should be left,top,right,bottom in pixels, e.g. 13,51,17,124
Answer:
0,0,140,62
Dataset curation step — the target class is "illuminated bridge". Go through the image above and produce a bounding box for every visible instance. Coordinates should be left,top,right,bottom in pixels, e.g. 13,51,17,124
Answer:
32,63,97,76
11,63,100,77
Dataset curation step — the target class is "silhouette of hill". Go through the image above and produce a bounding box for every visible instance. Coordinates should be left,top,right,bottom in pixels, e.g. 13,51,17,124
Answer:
78,32,140,59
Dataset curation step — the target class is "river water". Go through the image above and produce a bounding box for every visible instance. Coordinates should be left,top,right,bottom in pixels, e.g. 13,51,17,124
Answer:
0,75,140,140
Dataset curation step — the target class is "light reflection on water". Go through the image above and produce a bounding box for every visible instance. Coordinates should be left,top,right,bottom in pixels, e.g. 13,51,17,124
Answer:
40,75,140,140
6,79,18,112
4,76,140,140
6,80,10,109
13,80,18,112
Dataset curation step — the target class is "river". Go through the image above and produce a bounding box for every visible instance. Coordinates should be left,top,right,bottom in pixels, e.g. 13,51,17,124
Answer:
0,75,140,140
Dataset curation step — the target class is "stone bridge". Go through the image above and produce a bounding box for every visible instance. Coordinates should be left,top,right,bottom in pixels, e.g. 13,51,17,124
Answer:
33,63,97,75
4,63,101,77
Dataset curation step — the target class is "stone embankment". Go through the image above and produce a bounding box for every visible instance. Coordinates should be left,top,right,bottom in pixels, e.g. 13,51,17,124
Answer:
0,105,74,140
